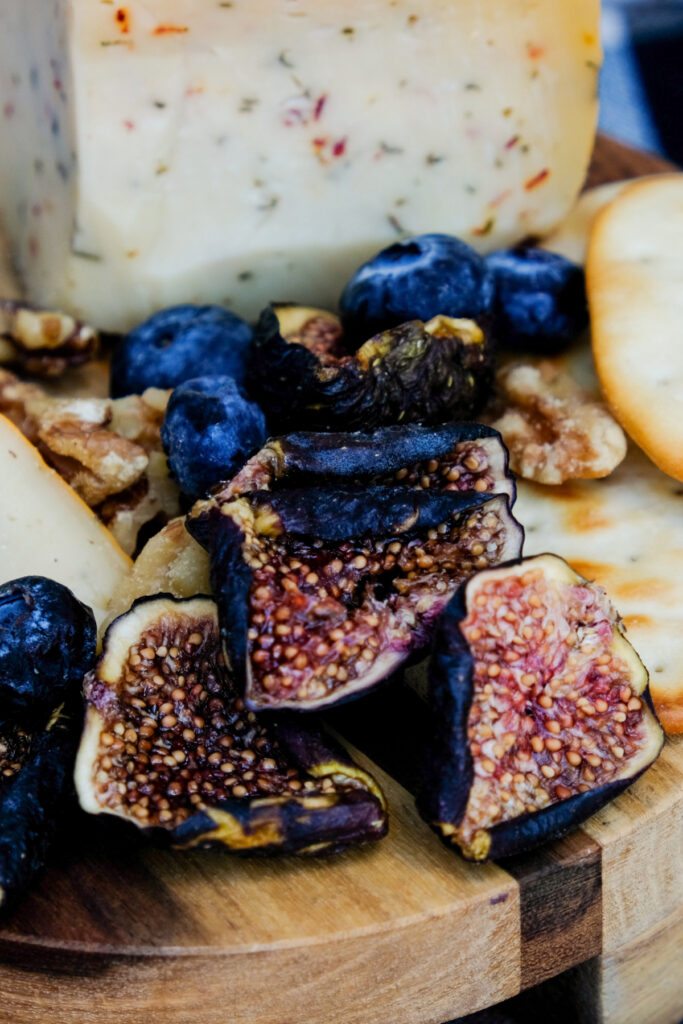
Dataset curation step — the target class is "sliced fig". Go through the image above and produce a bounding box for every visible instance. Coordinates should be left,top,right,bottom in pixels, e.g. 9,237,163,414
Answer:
248,304,494,432
75,595,387,854
419,554,664,861
228,422,515,506
187,486,523,710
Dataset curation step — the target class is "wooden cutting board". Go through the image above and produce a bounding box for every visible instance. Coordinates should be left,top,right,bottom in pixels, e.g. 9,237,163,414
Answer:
0,136,681,1024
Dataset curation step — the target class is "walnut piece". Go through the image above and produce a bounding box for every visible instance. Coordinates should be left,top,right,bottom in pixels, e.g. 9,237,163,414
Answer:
109,388,169,452
0,299,98,376
489,362,627,485
0,370,147,505
0,370,179,553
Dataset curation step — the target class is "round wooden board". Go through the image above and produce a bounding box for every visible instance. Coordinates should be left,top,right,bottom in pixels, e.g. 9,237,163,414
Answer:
0,137,681,1024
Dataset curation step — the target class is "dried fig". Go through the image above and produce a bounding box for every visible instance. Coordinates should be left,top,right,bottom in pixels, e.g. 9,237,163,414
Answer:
188,486,523,710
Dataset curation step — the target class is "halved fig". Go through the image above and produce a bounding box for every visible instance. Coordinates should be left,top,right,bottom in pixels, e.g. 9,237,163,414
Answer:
419,554,664,861
75,596,387,854
187,486,523,710
248,304,494,431
228,422,515,506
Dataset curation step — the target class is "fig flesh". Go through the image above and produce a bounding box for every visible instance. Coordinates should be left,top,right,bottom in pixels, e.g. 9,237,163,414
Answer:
248,304,494,432
75,595,387,855
188,486,523,710
228,422,515,507
420,554,664,860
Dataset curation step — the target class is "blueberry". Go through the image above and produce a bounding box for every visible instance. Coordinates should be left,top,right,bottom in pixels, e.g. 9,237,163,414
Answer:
161,376,267,499
0,577,96,725
339,234,495,344
485,247,588,352
110,304,253,397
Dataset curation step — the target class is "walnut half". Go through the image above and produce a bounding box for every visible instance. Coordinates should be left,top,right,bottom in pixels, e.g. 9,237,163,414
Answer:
489,362,627,485
0,370,179,554
0,299,98,376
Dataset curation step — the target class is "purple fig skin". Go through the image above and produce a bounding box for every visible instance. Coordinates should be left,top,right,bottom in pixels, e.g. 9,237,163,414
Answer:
172,786,387,857
171,715,387,856
229,423,516,507
418,555,664,861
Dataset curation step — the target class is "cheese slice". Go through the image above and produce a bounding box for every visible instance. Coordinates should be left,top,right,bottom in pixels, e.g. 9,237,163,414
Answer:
0,0,600,331
0,414,131,627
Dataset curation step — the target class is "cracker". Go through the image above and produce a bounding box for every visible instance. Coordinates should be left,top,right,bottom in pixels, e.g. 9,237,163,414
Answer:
587,173,683,482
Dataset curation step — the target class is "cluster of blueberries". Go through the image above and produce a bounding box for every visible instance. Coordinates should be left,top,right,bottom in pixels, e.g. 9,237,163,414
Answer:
110,235,587,500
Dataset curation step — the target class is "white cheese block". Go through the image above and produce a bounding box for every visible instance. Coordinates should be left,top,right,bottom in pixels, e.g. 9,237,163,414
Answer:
0,0,600,331
0,414,132,627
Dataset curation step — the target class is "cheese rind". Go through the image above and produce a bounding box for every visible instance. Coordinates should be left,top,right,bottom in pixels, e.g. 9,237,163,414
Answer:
0,0,601,331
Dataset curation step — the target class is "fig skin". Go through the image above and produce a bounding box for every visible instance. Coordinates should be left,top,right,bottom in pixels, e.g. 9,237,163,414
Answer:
228,422,516,507
188,486,523,711
75,595,387,856
248,304,495,432
419,554,664,861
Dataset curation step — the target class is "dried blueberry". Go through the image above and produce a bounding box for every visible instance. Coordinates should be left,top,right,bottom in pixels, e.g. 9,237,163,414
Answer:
110,304,253,397
485,247,588,353
339,234,495,345
161,376,267,499
0,577,96,726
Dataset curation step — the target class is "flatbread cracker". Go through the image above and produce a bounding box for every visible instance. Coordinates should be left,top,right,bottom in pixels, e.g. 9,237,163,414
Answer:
587,174,683,482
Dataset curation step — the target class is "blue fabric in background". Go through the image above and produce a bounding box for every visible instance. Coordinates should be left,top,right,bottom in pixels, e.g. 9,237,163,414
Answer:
600,0,683,161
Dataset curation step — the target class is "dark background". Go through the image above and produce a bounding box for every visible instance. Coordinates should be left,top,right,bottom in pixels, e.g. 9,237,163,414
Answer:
601,0,683,162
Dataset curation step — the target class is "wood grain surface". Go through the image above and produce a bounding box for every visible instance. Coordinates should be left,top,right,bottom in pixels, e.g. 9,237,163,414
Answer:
0,137,681,1024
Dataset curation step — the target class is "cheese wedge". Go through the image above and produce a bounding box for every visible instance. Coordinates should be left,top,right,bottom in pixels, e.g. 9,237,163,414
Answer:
0,0,600,330
0,414,131,626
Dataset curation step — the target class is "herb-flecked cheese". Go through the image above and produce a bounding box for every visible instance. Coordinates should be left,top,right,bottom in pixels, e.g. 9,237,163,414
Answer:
0,0,601,331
